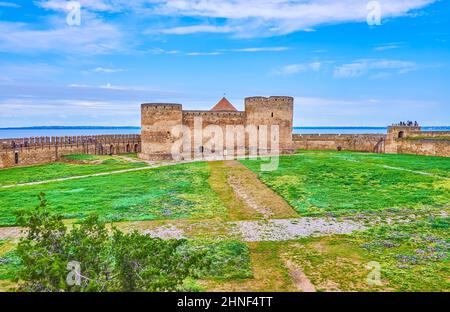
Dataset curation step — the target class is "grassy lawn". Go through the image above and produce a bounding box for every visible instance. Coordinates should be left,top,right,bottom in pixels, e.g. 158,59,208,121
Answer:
329,151,450,178
241,151,450,216
0,151,449,292
0,239,20,288
201,241,294,292
0,154,147,186
282,216,450,292
207,161,297,220
0,162,228,226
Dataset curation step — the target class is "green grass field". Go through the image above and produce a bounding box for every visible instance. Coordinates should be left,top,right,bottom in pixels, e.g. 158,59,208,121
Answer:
0,161,227,226
0,154,147,186
0,151,449,292
241,150,450,216
284,216,449,291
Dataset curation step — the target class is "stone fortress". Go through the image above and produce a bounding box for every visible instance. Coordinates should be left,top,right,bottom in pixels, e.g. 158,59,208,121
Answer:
1,96,449,168
139,96,294,160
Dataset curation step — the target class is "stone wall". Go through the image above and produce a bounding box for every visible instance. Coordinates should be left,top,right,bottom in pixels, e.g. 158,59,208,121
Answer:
408,131,450,138
182,111,246,157
139,96,295,160
385,126,450,157
292,134,386,153
0,134,141,168
395,139,450,157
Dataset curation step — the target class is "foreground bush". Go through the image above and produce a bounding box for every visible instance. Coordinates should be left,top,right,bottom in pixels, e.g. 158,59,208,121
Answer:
14,193,207,292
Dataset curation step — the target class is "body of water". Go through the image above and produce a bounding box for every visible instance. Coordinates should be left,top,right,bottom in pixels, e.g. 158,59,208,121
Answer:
293,126,450,134
0,127,141,139
293,127,387,134
0,126,449,139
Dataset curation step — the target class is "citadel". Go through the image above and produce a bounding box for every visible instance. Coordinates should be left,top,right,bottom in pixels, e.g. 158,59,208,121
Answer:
1,96,449,168
140,96,294,161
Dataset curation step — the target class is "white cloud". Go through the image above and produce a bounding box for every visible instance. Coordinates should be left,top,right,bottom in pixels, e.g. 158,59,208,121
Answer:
186,51,222,56
36,0,437,38
0,19,124,54
36,0,123,12
334,59,417,78
148,48,180,55
92,67,124,73
67,83,158,92
148,46,289,56
228,47,289,52
374,43,405,51
158,25,235,35
275,62,322,75
293,96,442,126
152,0,437,36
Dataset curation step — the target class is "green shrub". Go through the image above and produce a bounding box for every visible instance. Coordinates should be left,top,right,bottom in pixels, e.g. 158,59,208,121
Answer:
14,193,208,292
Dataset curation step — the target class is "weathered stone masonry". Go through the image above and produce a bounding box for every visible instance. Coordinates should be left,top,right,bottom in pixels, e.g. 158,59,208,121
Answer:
1,96,449,169
0,135,141,168
292,134,386,153
292,125,450,157
385,126,450,157
139,96,294,160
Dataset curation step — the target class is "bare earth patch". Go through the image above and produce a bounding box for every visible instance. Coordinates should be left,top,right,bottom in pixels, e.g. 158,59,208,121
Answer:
231,218,366,242
222,161,298,219
143,224,186,239
200,242,294,292
284,260,316,292
0,217,367,241
0,227,23,241
227,176,274,218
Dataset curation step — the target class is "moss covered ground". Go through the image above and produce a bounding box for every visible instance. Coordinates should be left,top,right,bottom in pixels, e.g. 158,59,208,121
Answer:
0,151,448,291
240,150,450,216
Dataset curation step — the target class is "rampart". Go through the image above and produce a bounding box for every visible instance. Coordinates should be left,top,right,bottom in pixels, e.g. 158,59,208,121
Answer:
0,134,141,168
292,134,386,153
385,126,450,157
2,103,449,169
139,96,294,160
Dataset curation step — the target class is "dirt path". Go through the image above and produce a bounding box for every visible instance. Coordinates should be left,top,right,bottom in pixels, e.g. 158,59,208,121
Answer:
284,260,316,292
200,242,295,292
222,161,298,219
231,218,366,242
116,155,147,163
227,176,274,218
0,216,366,241
0,226,23,240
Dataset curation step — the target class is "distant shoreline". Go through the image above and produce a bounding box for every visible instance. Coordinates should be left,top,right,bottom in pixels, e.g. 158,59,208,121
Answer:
0,126,141,130
1,126,449,139
2,126,450,130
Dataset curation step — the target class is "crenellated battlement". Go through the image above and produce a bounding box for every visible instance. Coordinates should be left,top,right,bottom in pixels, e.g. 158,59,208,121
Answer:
245,96,294,105
141,103,182,111
139,96,296,160
0,133,142,168
182,111,245,117
1,134,140,152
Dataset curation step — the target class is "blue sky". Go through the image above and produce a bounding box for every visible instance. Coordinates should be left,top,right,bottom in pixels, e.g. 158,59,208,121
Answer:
0,0,449,127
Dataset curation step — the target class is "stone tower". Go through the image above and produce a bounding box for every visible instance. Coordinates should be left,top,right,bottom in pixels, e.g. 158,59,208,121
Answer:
140,103,183,160
385,124,421,154
245,96,294,150
139,96,295,161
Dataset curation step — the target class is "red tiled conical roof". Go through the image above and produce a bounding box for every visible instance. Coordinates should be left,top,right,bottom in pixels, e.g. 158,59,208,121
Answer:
211,97,237,112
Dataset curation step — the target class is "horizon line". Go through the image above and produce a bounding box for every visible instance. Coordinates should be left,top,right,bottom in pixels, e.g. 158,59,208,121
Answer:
1,125,450,130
